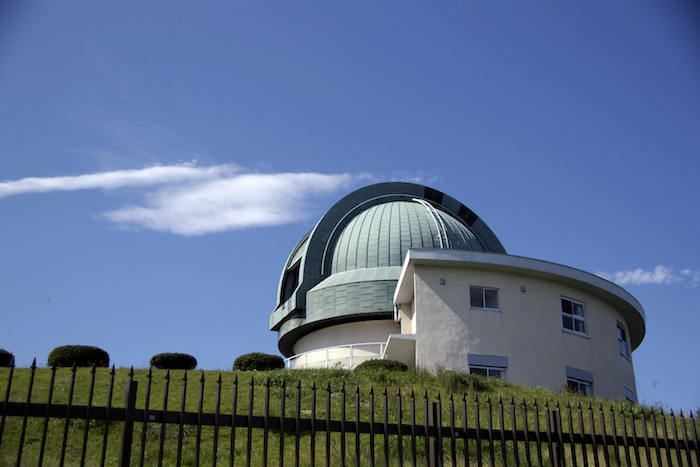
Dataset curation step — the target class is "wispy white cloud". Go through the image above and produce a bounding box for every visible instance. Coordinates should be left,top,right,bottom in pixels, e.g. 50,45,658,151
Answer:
103,172,362,235
0,163,369,236
596,266,700,287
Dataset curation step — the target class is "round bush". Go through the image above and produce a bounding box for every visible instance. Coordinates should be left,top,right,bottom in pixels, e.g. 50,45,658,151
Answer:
0,348,14,367
355,359,408,372
47,345,109,368
233,352,284,371
150,352,197,370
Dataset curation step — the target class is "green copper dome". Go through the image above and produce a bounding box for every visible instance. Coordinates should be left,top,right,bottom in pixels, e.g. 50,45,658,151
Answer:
331,200,486,274
270,182,506,356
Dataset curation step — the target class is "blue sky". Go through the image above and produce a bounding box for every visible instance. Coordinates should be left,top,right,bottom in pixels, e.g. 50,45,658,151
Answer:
1,1,698,413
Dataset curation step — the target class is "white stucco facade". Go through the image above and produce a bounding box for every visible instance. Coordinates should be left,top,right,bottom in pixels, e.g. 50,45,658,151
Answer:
391,248,645,401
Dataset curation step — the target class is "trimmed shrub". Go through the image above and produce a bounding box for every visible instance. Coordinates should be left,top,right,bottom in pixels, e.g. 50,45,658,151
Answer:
0,348,14,367
150,352,197,370
233,352,284,371
355,359,408,372
47,345,109,368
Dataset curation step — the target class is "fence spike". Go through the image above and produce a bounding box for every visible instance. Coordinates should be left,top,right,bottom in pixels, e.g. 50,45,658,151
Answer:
266,377,270,388
30,358,37,369
183,370,188,383
200,370,205,384
128,366,134,379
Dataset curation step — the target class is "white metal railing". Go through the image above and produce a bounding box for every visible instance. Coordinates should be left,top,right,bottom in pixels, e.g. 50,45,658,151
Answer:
284,342,387,370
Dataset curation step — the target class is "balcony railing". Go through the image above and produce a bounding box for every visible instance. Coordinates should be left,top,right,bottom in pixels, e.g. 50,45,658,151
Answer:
284,342,387,369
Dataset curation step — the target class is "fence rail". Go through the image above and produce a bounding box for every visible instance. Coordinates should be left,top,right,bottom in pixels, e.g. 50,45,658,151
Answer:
1,363,698,466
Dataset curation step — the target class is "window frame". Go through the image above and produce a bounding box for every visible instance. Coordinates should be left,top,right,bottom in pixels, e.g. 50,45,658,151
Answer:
617,322,630,359
469,286,500,311
567,378,593,397
561,297,587,336
469,365,506,379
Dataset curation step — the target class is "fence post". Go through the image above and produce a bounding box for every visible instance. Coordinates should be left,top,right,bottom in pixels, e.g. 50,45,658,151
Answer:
548,409,563,467
427,402,442,467
119,380,138,467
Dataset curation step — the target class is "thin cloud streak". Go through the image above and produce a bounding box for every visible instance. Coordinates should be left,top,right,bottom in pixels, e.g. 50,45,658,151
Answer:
0,162,232,198
597,266,700,287
0,163,368,236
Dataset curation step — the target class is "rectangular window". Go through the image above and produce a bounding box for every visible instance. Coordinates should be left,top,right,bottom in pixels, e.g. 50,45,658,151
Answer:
567,378,593,396
468,354,508,380
562,298,587,335
566,367,593,396
470,286,499,310
617,323,630,358
470,366,506,379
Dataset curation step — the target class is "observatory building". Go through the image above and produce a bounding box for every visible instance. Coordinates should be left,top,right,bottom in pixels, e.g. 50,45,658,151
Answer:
269,182,644,400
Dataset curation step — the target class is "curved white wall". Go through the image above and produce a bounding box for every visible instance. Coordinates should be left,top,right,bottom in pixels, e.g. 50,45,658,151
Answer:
293,320,400,355
410,265,638,400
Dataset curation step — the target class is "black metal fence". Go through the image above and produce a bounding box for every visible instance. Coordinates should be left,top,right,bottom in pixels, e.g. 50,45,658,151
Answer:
1,362,698,466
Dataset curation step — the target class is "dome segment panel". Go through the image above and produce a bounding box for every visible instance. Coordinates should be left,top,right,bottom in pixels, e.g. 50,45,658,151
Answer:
330,200,485,274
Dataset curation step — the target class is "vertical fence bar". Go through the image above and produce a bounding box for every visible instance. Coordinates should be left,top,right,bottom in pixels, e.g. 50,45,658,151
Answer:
462,393,469,467
411,390,417,467
263,379,270,467
498,396,506,464
426,402,440,467
567,402,578,467
424,392,430,467
39,365,57,467
59,365,78,467
16,359,37,466
521,399,531,466
246,377,254,467
587,402,599,467
597,403,610,466
370,387,376,467
295,380,302,467
118,377,138,467
176,371,188,467
532,399,543,465
628,407,640,467
619,407,631,466
689,411,700,466
140,369,153,467
383,387,390,467
650,409,662,466
230,375,238,467
486,397,494,467
279,379,286,467
196,371,205,467
212,373,221,467
474,396,482,467
79,364,97,467
510,397,519,467
100,366,116,467
576,402,587,467
609,405,621,466
355,385,361,467
158,370,171,467
449,393,456,466
680,411,693,466
661,409,673,466
310,381,316,467
340,383,346,467
397,388,404,467
639,410,652,467
544,400,555,466
671,410,683,466
326,383,332,467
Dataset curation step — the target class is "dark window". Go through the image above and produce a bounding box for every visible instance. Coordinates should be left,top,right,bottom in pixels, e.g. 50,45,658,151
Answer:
562,298,587,335
470,286,499,310
281,262,300,303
